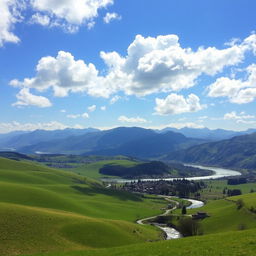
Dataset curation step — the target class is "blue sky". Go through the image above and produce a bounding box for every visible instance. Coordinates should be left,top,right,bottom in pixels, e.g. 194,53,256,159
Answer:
0,0,256,133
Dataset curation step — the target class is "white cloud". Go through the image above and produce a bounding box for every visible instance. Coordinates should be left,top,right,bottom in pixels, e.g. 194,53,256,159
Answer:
0,121,84,134
60,109,66,113
224,111,255,123
0,0,24,47
67,114,81,119
82,112,89,119
165,122,205,129
88,104,96,112
10,34,256,99
101,106,106,111
87,21,95,30
110,95,121,104
67,112,89,119
118,115,148,123
30,13,50,26
236,119,256,125
31,0,114,31
103,12,121,24
10,51,112,98
154,93,204,115
208,63,256,104
12,88,52,108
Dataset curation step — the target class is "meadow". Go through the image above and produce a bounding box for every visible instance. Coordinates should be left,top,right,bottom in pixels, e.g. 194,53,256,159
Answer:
0,157,166,256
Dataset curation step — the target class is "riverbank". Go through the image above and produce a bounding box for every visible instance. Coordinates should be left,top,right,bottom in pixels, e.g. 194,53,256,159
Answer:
102,165,241,183
137,196,204,240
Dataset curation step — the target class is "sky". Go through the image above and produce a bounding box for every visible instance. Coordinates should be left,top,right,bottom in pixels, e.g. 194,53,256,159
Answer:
0,0,256,133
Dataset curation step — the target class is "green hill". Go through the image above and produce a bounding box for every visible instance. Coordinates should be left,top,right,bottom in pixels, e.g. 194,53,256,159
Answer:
22,228,256,256
166,132,256,170
0,158,166,256
185,192,256,234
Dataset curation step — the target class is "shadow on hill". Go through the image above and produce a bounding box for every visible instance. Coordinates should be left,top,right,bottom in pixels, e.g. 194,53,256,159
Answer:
71,185,142,202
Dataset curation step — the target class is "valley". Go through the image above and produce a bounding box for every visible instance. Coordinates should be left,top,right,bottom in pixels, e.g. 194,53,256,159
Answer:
1,128,256,256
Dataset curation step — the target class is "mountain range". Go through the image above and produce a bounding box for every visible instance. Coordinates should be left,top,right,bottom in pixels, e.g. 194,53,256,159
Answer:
1,127,256,164
17,127,204,158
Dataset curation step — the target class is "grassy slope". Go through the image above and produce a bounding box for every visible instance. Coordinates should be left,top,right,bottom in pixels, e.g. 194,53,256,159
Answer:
24,228,256,256
0,158,166,256
186,193,256,234
200,180,256,200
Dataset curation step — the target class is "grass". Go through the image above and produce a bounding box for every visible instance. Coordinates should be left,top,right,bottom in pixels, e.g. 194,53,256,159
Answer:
0,157,167,256
23,228,256,256
199,179,256,200
185,193,256,234
70,160,138,179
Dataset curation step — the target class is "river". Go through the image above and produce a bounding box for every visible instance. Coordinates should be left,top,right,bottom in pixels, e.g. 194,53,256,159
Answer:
102,164,241,183
133,165,241,240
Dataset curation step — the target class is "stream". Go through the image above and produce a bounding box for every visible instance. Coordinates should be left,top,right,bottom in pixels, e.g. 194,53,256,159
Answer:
134,165,241,240
150,198,204,240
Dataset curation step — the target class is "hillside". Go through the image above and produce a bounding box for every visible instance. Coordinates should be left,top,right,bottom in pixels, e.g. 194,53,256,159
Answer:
0,157,167,256
19,127,203,157
158,127,244,141
166,132,256,170
21,228,256,256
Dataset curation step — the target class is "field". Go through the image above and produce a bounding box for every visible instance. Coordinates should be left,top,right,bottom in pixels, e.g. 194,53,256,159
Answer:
2,156,256,256
0,157,167,256
22,228,256,256
199,179,256,200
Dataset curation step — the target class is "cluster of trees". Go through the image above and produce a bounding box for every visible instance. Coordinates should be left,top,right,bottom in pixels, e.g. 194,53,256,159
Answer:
100,161,170,178
223,188,242,196
227,178,247,185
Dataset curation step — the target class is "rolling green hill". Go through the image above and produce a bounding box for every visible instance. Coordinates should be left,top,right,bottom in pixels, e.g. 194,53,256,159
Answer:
0,157,167,256
166,132,256,169
186,192,256,234
22,228,256,256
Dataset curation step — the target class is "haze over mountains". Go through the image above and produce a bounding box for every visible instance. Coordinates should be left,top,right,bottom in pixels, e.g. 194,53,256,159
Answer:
1,127,256,161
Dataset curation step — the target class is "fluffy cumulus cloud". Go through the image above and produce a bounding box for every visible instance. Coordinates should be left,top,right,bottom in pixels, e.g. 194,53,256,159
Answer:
224,111,255,122
10,51,113,98
0,0,24,47
103,12,121,24
9,34,256,107
118,115,148,123
154,93,203,115
30,0,114,31
208,63,256,104
0,121,84,134
12,88,52,107
0,0,115,46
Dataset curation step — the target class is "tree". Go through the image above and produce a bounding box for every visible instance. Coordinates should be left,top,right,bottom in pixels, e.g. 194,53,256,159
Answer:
236,199,245,210
178,218,202,236
181,205,187,215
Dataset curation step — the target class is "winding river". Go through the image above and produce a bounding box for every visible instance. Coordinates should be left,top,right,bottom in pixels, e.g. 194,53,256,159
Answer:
133,165,241,240
102,164,241,183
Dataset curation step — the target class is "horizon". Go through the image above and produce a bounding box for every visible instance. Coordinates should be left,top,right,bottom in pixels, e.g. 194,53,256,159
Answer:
1,1,256,133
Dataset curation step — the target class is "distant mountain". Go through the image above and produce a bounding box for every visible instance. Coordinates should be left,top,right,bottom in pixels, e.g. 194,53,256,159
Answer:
19,127,204,158
158,127,244,141
166,132,256,170
0,128,99,151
